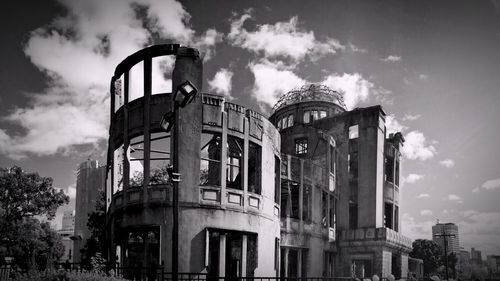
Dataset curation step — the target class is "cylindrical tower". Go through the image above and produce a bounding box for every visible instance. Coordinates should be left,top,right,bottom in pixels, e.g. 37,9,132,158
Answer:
106,44,281,279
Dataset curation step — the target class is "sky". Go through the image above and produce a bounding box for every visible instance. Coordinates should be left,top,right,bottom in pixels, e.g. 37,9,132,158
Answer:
1,0,500,256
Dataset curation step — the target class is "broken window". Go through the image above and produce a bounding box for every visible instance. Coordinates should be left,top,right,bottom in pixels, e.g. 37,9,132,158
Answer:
227,136,243,190
206,230,257,278
150,132,170,185
113,144,124,193
275,156,281,204
384,203,394,229
303,184,311,222
322,191,328,227
287,114,294,128
128,61,144,103
303,111,310,123
200,132,222,187
151,56,173,95
114,76,124,112
303,110,322,123
319,110,327,119
329,196,336,228
128,135,144,187
349,125,359,139
248,142,261,194
121,226,160,273
290,182,300,219
385,156,394,183
295,138,308,155
395,206,399,231
280,181,289,218
395,157,400,186
352,259,372,278
281,248,308,278
323,251,335,277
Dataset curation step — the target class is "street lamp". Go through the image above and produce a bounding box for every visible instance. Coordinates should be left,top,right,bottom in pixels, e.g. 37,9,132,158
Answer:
161,79,199,281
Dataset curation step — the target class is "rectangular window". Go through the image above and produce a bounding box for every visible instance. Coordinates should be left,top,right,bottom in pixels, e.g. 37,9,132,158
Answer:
287,114,294,127
319,110,327,119
128,135,144,187
150,132,170,185
385,156,394,183
295,138,308,155
291,182,300,219
200,132,222,187
281,181,289,218
275,156,280,204
349,125,359,139
277,119,282,130
322,191,328,227
302,184,311,221
311,110,318,121
227,136,243,190
329,196,335,228
303,111,310,123
395,158,400,186
384,203,393,229
395,205,399,232
248,142,261,194
349,203,358,229
113,145,124,193
323,252,335,277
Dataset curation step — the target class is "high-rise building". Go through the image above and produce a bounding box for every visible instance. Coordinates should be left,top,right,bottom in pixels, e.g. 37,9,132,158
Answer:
471,248,483,265
73,159,106,262
105,44,412,279
432,222,460,254
58,210,75,262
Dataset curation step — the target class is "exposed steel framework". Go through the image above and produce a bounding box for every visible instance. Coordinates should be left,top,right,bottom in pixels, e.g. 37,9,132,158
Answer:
272,84,347,112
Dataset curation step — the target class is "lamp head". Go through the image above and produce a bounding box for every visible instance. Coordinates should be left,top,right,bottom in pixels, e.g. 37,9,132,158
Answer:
160,111,175,132
174,80,198,108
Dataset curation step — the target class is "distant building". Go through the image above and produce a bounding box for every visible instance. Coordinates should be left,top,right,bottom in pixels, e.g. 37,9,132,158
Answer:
487,255,500,275
457,250,472,279
471,248,483,265
432,223,460,254
58,211,75,262
73,160,106,262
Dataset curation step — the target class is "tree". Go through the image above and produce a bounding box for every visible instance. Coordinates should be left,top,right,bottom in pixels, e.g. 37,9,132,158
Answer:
0,166,68,268
80,190,106,267
9,218,64,270
410,239,443,276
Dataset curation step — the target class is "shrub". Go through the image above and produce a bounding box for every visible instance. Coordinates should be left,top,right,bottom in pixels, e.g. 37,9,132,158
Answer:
12,269,127,281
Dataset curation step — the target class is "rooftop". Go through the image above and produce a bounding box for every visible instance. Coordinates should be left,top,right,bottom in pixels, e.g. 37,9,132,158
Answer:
272,84,347,112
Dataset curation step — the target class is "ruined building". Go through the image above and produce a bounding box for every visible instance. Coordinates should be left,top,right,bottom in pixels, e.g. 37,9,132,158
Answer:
105,45,411,278
270,84,412,278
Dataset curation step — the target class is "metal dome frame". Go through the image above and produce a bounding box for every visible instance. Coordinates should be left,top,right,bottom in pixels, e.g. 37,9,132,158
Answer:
272,84,347,112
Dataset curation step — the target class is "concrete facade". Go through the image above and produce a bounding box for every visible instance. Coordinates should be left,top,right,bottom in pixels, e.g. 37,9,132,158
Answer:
270,85,412,279
74,159,106,262
58,211,75,262
105,45,281,278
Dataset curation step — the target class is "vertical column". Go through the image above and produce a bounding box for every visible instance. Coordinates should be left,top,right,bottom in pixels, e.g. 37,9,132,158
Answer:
219,234,226,278
243,118,249,210
123,71,130,205
221,112,228,207
241,235,248,277
143,56,151,201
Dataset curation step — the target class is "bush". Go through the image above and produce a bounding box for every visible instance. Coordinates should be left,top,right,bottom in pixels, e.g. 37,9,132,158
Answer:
12,269,127,281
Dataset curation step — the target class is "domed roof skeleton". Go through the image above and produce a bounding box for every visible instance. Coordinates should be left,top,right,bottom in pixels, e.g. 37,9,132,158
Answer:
272,84,347,112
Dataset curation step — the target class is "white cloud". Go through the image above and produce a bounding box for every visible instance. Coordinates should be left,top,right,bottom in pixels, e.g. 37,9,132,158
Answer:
66,184,77,199
208,68,234,100
456,211,500,256
321,73,374,109
418,74,429,81
403,114,421,121
0,0,221,159
420,209,433,216
474,177,500,193
440,159,455,168
445,194,463,203
348,43,368,53
385,114,407,135
417,193,430,199
248,60,305,106
402,212,433,240
405,173,424,184
229,13,343,63
381,55,401,62
401,130,437,161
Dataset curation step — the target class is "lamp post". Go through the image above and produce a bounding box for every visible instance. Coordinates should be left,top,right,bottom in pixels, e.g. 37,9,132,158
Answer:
435,228,456,280
160,47,202,281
